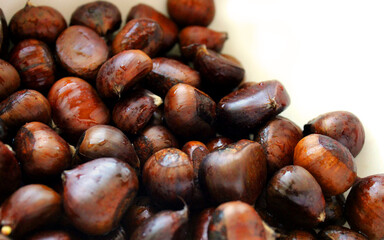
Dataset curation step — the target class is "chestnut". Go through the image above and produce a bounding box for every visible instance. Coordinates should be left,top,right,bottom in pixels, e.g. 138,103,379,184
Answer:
76,125,139,171
0,141,21,201
0,89,51,131
56,25,109,80
112,18,163,57
208,201,272,240
0,59,20,101
266,165,326,228
0,184,61,238
293,134,356,196
143,148,194,207
96,50,153,99
9,2,67,44
199,140,267,205
164,83,216,140
205,136,234,152
145,57,201,97
112,88,162,135
70,1,122,36
133,125,179,168
283,230,317,240
9,39,55,92
167,0,215,27
255,116,303,175
0,9,9,58
48,77,110,142
62,158,139,236
127,4,178,51
320,194,346,227
318,225,368,240
14,122,72,181
191,208,214,240
26,230,74,240
345,174,384,239
303,111,365,157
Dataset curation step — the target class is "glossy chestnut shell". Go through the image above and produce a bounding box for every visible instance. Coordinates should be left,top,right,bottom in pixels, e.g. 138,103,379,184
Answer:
205,137,234,152
179,26,227,54
0,141,21,201
318,225,368,240
167,0,215,27
320,194,346,227
0,59,20,101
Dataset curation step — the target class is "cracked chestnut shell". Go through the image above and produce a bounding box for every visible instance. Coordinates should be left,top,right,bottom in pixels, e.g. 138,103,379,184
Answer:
62,158,139,236
0,141,21,201
318,225,368,240
167,0,215,27
0,59,20,102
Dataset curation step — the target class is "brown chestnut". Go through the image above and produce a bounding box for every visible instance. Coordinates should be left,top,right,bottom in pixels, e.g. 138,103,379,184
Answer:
294,134,356,196
167,0,215,27
76,125,139,171
191,208,214,240
320,194,346,227
0,184,61,238
26,230,74,240
255,116,303,175
199,140,267,205
345,174,384,240
303,111,365,157
96,50,153,99
283,230,317,240
127,4,178,51
0,141,21,201
266,165,326,228
145,57,201,97
0,9,9,58
164,83,216,140
318,225,368,240
62,158,139,235
9,39,55,92
56,25,109,80
112,18,163,57
70,1,122,36
143,148,194,207
48,77,110,142
9,2,67,44
0,59,20,101
205,136,234,152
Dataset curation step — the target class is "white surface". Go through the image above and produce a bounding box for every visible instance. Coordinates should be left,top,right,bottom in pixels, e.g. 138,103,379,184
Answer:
2,0,384,178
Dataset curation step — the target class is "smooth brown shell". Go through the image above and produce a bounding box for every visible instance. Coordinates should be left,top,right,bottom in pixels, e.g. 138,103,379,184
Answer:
0,141,21,200
206,137,234,152
167,0,215,27
179,26,227,54
0,59,20,101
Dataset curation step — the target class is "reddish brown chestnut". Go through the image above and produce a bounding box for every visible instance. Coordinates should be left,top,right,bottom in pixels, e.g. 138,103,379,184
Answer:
179,26,227,54
0,184,61,238
0,59,20,101
9,39,55,92
294,134,356,196
318,225,368,240
0,9,9,58
303,111,365,157
199,140,267,205
112,18,163,57
62,158,139,235
0,141,21,201
56,25,109,80
267,165,326,228
96,50,152,99
345,174,384,240
167,0,215,27
205,137,234,152
70,1,122,36
164,83,216,140
9,2,67,44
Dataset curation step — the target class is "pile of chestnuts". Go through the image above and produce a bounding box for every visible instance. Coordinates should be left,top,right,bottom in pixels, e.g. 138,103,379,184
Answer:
0,0,382,239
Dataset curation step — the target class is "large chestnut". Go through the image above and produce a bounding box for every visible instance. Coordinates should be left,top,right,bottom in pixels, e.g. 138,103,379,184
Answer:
62,158,139,235
0,9,9,58
294,134,356,196
318,225,368,240
0,59,20,101
0,141,21,201
167,0,215,27
199,140,267,205
345,174,384,240
303,111,365,157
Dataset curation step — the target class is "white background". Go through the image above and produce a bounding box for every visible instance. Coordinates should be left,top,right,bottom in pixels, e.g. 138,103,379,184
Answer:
3,0,384,178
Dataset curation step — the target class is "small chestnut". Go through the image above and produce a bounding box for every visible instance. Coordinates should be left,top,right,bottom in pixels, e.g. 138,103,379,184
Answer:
205,136,234,152
167,0,215,27
318,225,368,240
0,59,20,101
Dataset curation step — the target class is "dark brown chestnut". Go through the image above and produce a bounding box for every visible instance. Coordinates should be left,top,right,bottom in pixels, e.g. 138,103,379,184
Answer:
96,50,153,99
0,119,7,142
199,140,267,205
0,184,61,238
191,208,214,240
145,57,201,97
112,88,162,135
0,9,9,58
26,230,74,240
76,125,139,171
70,1,121,36
0,89,51,131
255,116,302,175
9,2,67,44
0,59,20,101
266,165,326,228
320,194,346,227
303,111,365,157
345,174,384,240
48,77,110,142
217,80,290,137
133,125,179,168
112,18,163,57
62,158,139,235
0,141,21,201
167,0,215,27
56,25,109,80
9,39,55,92
127,4,178,51
208,201,272,240
205,136,234,152
294,134,356,196
318,225,368,240
143,148,194,207
164,83,216,140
